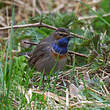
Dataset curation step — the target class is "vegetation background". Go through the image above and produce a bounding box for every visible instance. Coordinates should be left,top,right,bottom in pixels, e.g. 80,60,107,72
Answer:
0,0,110,109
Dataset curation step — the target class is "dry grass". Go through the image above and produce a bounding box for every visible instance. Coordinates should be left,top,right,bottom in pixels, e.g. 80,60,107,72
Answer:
0,0,110,109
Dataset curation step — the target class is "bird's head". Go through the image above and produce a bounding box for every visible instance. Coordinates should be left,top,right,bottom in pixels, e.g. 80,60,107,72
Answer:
53,28,72,40
52,28,73,55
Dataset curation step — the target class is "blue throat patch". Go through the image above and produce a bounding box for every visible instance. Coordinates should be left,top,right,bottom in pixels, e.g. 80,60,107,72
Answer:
52,37,70,54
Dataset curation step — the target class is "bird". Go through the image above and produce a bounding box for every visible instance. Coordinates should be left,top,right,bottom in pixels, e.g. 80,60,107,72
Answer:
26,28,73,74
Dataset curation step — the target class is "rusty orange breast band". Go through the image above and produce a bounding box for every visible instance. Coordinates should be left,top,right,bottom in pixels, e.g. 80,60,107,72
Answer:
51,48,68,59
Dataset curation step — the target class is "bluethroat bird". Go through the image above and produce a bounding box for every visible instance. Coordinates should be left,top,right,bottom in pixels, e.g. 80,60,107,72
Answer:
25,28,73,74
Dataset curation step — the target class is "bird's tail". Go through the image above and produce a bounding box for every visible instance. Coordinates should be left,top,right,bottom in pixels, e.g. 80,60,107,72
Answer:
18,52,31,59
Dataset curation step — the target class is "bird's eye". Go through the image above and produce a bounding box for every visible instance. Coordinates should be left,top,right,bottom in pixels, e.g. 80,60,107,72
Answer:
55,32,68,39
59,33,64,36
58,32,68,37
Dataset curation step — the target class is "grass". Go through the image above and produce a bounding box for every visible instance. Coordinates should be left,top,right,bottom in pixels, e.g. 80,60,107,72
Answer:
0,1,110,109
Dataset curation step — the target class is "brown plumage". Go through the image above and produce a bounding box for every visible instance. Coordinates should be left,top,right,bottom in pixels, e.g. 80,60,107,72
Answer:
28,28,73,74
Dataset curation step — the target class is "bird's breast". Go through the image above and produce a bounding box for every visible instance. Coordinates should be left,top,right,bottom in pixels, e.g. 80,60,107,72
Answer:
51,49,68,60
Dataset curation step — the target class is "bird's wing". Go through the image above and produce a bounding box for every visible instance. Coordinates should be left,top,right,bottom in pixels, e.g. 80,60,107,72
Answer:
28,41,50,67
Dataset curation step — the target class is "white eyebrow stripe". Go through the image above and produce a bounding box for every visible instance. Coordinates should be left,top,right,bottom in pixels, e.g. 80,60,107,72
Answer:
56,32,69,35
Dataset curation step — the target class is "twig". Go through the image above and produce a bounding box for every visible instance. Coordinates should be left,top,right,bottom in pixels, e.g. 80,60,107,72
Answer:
0,22,57,31
0,21,7,27
32,89,66,105
99,69,110,77
87,0,101,6
0,22,86,39
68,51,88,58
23,41,88,58
78,13,110,21
70,32,86,39
23,41,38,45
87,86,106,96
70,100,109,107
